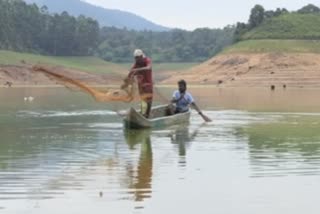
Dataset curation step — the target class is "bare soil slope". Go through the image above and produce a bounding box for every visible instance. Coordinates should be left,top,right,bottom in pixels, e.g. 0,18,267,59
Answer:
162,53,320,88
3,53,320,88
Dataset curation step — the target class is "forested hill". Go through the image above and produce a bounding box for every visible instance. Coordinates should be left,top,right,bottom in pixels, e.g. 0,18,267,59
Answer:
242,13,320,40
0,0,235,62
166,4,320,87
235,4,320,41
24,0,169,31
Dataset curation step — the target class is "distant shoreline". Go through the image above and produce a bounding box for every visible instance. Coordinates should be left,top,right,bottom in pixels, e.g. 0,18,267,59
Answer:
1,84,319,89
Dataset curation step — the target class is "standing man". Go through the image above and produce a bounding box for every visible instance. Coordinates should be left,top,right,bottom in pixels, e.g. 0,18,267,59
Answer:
124,49,153,118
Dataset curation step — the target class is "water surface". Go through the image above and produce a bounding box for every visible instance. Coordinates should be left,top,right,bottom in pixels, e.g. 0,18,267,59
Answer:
1,87,320,214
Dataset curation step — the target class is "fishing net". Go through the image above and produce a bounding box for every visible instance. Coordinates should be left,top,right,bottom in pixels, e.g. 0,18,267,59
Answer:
32,65,153,103
30,64,172,119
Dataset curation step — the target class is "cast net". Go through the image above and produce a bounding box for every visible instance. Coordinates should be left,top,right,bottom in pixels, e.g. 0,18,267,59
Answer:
32,65,154,103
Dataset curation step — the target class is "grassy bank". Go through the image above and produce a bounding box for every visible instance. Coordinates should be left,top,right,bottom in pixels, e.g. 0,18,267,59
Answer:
0,50,127,75
0,50,196,74
222,39,320,54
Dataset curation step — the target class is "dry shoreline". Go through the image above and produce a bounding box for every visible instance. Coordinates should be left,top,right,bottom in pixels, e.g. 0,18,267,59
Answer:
1,84,319,89
3,52,320,89
162,52,320,88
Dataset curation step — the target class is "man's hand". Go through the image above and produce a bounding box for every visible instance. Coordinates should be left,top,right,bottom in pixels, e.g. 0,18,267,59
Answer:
178,93,185,101
121,77,133,89
171,93,185,103
128,68,136,78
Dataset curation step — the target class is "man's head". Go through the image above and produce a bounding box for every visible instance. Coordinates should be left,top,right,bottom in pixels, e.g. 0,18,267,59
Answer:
133,49,145,63
178,79,187,93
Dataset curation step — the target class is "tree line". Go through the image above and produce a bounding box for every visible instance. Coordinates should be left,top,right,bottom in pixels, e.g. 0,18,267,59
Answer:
97,26,235,62
0,0,99,56
2,1,318,62
0,0,234,62
235,4,320,41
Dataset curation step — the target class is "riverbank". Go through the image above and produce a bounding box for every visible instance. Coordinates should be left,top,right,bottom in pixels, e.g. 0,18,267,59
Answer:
161,52,320,88
3,51,320,89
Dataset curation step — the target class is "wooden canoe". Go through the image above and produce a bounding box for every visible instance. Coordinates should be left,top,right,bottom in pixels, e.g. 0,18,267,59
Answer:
123,105,190,129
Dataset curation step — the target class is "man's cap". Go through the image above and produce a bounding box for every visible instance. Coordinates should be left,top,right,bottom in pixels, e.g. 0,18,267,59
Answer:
133,49,145,57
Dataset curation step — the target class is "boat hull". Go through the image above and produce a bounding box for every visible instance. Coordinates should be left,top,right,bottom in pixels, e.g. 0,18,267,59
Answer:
123,105,190,129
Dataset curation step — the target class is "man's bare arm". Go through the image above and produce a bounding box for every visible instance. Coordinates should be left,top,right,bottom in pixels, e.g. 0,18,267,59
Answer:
190,102,202,114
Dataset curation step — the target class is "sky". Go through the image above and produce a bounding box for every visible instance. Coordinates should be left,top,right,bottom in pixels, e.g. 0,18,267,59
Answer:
83,0,320,30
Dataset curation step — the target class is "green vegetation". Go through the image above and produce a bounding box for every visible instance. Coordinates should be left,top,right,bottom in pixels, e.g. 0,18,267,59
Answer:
0,50,125,75
222,40,320,54
226,4,320,54
98,27,235,62
2,1,320,63
235,4,320,45
0,0,235,63
242,13,320,40
0,0,99,56
0,50,196,74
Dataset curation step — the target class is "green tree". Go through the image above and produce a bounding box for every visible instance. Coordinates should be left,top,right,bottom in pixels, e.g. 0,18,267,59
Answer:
249,5,265,29
234,22,248,41
74,15,99,55
297,4,320,14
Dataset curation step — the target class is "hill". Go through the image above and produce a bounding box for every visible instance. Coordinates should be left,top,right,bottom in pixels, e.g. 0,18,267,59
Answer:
161,10,320,88
242,13,320,40
162,39,320,88
24,0,169,31
4,4,320,88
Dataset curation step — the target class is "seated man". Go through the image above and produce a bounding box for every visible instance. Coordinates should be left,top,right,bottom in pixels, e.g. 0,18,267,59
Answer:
169,79,202,114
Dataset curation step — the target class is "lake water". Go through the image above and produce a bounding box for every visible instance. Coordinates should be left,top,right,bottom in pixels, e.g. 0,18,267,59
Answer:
1,87,320,214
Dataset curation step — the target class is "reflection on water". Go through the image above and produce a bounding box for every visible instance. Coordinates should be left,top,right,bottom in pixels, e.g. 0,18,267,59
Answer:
170,125,189,157
242,116,320,177
1,88,320,213
123,129,153,203
169,124,204,166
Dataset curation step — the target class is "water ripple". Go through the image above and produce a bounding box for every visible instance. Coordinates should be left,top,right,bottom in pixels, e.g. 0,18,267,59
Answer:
17,110,117,118
2,107,320,213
